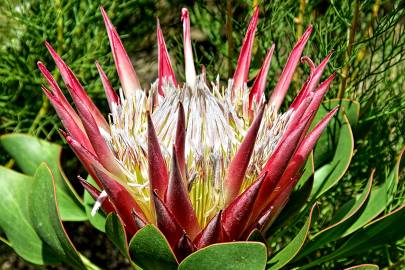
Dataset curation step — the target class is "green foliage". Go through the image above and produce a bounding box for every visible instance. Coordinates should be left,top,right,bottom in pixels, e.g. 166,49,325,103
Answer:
267,204,318,270
0,0,404,269
30,164,86,269
129,225,178,270
0,0,180,164
300,205,405,269
0,134,88,265
105,213,129,259
311,101,356,199
0,133,85,221
0,166,59,265
178,242,267,270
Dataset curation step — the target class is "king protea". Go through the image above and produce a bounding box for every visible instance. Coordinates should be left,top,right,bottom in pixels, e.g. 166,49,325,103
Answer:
38,6,337,261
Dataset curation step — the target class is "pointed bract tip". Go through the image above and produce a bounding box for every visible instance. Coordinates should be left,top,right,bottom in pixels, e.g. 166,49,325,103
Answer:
253,5,259,18
100,6,111,28
249,44,275,108
101,5,141,96
40,85,52,96
303,25,313,38
232,5,260,94
181,6,196,87
181,8,189,20
37,61,44,69
175,232,196,262
59,128,68,138
131,209,148,229
157,17,177,94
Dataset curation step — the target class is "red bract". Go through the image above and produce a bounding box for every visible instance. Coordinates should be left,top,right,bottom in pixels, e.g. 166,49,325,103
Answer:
39,5,338,262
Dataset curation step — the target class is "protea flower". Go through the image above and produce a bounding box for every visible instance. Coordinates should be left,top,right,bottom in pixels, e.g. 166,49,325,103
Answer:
38,6,337,261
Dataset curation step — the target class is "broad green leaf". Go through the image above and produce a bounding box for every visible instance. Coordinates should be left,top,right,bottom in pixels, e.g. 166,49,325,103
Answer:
312,99,359,166
179,242,267,270
300,205,405,269
83,176,106,232
336,148,403,238
296,173,373,261
311,114,353,199
105,213,129,258
29,163,85,269
325,99,360,127
340,185,386,238
129,225,178,270
385,147,403,199
267,204,318,270
344,264,379,270
297,152,314,187
0,133,86,221
334,205,405,256
0,166,59,265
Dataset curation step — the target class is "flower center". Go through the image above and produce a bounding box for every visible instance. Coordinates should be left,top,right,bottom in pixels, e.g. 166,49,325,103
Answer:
106,76,291,226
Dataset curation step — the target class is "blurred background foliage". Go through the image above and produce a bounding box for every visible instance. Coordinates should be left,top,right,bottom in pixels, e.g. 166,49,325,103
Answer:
0,0,404,269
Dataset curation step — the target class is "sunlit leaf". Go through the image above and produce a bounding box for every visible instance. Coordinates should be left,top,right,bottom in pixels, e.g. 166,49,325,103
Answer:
344,264,379,270
105,213,129,258
267,204,318,270
129,225,178,270
296,172,373,261
311,114,354,199
29,163,85,269
299,205,405,269
0,166,59,265
179,242,267,270
0,134,86,221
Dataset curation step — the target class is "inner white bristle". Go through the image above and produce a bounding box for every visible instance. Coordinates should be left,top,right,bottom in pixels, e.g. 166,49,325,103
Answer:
104,74,290,226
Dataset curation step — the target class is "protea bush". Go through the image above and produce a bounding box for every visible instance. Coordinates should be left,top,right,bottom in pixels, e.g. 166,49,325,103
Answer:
1,4,403,270
37,5,338,260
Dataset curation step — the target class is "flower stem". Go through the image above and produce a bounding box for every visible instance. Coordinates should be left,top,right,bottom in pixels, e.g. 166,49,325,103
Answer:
337,0,360,99
28,94,49,135
295,0,306,39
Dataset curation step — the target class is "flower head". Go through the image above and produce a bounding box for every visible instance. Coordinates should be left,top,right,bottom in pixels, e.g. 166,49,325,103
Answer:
39,6,337,260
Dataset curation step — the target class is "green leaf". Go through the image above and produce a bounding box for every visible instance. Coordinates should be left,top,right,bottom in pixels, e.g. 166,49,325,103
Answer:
296,172,373,261
334,205,405,256
179,242,267,270
0,166,59,265
344,264,379,270
83,176,106,232
29,163,85,269
297,152,315,187
311,114,354,199
105,213,129,258
267,204,318,270
327,99,360,127
340,184,386,238
0,133,86,221
129,225,178,270
312,99,359,166
385,147,403,200
300,205,405,269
